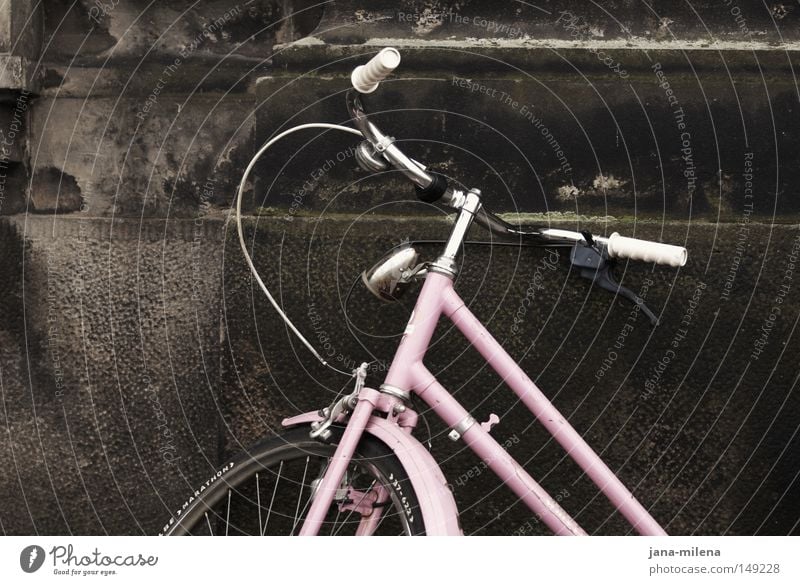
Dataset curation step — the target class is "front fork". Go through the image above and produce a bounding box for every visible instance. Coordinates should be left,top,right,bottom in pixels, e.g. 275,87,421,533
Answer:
298,394,377,535
299,381,410,536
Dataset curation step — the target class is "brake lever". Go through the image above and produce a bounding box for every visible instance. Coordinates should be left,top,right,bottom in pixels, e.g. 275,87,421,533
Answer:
569,244,659,326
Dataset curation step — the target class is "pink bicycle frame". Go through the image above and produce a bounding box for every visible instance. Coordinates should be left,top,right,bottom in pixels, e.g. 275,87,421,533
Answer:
290,179,667,537
297,267,666,536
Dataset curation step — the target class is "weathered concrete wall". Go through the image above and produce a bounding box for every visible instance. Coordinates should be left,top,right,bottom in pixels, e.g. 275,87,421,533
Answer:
254,68,799,218
308,0,800,44
1,0,324,217
0,0,318,535
0,0,798,535
0,216,223,534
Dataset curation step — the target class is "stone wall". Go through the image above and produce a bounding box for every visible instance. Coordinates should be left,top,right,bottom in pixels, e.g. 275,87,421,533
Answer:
0,0,798,535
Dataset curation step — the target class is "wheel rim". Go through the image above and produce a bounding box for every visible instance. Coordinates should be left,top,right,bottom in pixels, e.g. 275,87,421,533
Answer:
174,442,416,536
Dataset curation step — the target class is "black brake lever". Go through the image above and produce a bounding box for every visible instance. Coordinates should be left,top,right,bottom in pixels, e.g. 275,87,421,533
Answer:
569,244,659,326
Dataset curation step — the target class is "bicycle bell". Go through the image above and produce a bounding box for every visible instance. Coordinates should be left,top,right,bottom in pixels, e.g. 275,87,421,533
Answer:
362,243,421,302
355,140,389,172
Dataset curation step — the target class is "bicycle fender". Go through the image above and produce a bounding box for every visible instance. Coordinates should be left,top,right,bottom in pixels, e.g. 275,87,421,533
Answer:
282,412,462,535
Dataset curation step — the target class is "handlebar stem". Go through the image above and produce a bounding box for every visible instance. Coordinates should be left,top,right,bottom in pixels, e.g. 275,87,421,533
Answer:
429,188,483,278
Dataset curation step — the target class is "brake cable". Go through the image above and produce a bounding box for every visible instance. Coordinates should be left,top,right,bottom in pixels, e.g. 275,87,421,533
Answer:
235,123,363,377
236,125,569,377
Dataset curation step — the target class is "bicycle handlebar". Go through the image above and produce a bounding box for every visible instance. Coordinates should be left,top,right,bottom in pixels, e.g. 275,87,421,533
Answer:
472,206,687,267
348,48,689,269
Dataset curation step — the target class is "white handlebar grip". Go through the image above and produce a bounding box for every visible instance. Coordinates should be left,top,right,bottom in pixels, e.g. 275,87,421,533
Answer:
606,232,688,267
351,48,401,93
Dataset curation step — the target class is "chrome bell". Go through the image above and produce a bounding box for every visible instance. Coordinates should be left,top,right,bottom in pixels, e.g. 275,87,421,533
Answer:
361,244,420,302
355,141,389,173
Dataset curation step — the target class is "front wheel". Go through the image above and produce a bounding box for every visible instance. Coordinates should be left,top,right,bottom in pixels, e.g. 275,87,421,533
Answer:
162,426,425,535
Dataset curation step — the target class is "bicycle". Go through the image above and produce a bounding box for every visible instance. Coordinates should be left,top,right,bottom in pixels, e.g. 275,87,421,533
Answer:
162,48,688,536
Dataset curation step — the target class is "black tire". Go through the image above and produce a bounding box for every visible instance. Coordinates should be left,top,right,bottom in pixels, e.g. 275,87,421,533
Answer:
162,426,425,535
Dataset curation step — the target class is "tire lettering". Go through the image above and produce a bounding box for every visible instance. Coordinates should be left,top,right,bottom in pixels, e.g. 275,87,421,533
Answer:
389,473,415,524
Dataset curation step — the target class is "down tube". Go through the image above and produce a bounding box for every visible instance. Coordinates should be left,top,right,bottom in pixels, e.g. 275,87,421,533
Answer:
441,286,667,536
411,365,585,536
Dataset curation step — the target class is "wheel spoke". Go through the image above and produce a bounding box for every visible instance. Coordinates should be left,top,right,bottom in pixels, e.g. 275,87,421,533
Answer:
205,512,213,536
225,489,231,536
256,473,262,535
292,490,315,534
373,511,388,533
263,461,283,535
290,457,310,535
330,507,343,535
291,459,330,535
